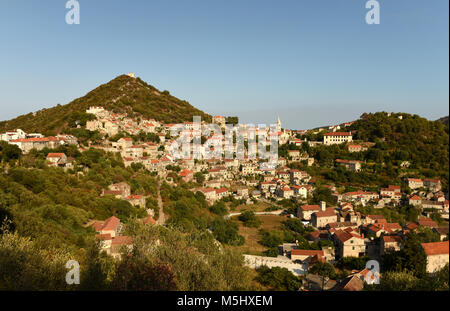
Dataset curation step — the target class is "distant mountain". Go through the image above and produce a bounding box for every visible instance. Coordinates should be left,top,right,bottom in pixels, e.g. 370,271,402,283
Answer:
0,75,211,135
437,116,449,127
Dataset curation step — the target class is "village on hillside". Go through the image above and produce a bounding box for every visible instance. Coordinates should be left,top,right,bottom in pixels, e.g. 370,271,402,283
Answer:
1,101,449,291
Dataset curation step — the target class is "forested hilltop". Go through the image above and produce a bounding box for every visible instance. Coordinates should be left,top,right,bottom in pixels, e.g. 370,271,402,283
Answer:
292,112,449,190
0,75,211,135
349,112,449,182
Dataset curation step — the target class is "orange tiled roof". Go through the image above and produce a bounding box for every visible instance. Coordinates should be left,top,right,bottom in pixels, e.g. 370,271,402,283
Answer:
421,241,449,256
300,205,320,211
101,216,120,231
291,249,324,257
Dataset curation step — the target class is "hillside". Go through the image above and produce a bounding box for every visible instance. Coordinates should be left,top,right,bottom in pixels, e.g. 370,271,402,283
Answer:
349,112,449,184
437,116,449,127
0,75,211,135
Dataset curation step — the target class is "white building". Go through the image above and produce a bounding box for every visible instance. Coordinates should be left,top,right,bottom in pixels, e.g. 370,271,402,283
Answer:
323,132,353,145
0,129,26,142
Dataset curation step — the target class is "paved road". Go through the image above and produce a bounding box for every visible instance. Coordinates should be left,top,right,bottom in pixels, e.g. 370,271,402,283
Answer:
225,209,285,219
156,183,166,225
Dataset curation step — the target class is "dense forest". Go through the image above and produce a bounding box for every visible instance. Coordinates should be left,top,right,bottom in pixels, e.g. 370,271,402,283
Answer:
0,75,211,135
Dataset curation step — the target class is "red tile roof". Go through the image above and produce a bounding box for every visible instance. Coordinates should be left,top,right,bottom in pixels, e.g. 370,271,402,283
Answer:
101,216,120,231
47,153,65,158
335,230,363,243
314,208,336,218
324,132,352,136
418,217,438,228
409,195,421,201
300,204,320,211
112,236,133,245
291,249,324,257
421,241,449,256
179,169,193,177
144,217,156,225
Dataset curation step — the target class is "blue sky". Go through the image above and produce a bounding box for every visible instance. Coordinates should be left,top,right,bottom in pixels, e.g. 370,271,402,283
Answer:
0,0,448,129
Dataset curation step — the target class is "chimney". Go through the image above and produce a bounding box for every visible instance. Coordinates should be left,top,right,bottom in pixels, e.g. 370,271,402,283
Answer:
320,201,326,211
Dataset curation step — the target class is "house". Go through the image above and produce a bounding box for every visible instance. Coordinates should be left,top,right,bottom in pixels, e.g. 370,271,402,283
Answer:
341,191,379,203
96,233,113,252
421,241,449,273
327,221,359,231
113,137,133,150
278,186,294,199
422,200,445,212
179,169,194,182
418,217,438,229
199,188,217,201
215,187,230,200
334,229,366,258
291,185,309,199
0,129,26,142
409,195,422,206
242,165,257,175
335,159,361,172
407,178,423,190
433,226,449,241
10,136,70,153
307,230,330,242
364,214,386,224
297,204,321,221
46,153,72,169
90,216,122,238
236,187,249,198
380,235,403,256
380,185,401,197
110,236,133,257
323,132,352,145
276,170,291,181
127,194,146,208
423,179,441,192
260,181,277,193
365,222,401,237
348,144,367,153
290,249,324,263
288,150,300,159
123,157,134,167
124,145,144,158
332,274,364,291
106,182,131,199
312,207,338,229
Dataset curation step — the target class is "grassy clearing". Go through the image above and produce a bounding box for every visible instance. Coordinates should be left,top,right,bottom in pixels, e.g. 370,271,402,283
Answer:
232,214,288,255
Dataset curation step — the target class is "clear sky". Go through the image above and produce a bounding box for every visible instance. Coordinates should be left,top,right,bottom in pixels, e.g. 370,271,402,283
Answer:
0,0,448,129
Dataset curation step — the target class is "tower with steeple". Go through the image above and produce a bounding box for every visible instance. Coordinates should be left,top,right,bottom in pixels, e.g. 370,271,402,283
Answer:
277,116,282,131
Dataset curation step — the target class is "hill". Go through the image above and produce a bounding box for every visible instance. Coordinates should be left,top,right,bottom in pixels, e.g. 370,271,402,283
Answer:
437,116,449,127
0,75,211,135
349,112,449,184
